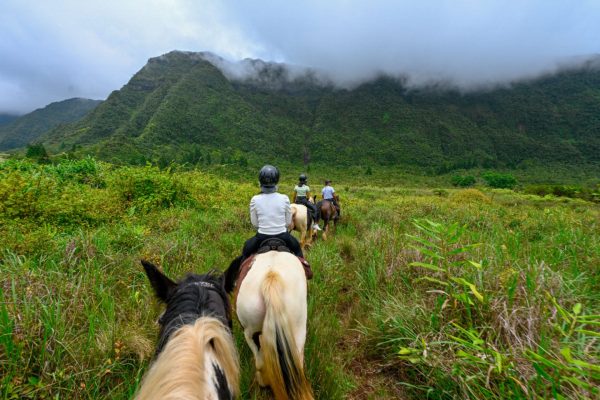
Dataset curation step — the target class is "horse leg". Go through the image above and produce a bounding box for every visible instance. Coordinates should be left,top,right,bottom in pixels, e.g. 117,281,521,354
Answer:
244,329,267,387
300,228,306,250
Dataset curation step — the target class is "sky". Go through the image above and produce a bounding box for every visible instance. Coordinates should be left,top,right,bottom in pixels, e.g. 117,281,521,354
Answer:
1,0,599,114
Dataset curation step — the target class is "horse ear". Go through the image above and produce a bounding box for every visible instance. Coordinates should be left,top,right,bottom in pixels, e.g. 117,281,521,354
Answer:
141,260,176,302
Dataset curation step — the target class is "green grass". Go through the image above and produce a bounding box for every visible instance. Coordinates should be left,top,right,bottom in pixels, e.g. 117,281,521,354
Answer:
1,158,599,399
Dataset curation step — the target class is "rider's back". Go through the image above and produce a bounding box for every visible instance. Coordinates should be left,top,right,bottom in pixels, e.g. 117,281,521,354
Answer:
250,192,291,235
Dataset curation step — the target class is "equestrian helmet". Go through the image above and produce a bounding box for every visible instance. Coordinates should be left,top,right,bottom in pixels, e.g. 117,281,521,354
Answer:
299,173,307,182
259,165,279,193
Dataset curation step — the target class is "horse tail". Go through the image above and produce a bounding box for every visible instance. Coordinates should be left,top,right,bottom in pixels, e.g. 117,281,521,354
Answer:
261,271,313,400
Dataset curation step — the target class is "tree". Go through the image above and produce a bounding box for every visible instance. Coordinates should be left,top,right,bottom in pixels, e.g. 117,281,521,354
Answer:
26,143,49,163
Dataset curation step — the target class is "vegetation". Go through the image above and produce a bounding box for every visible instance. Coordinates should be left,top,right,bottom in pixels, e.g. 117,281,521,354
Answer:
36,51,600,173
0,98,101,151
451,174,476,187
1,157,598,399
482,172,517,189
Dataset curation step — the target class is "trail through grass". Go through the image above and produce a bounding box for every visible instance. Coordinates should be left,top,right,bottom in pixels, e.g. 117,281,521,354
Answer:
1,159,598,399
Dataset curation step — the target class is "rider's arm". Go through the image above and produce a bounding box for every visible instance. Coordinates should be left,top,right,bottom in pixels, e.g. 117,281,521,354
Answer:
250,196,259,228
284,196,292,226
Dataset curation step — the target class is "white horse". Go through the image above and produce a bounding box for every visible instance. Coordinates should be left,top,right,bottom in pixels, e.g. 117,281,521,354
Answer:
289,204,315,250
234,251,313,400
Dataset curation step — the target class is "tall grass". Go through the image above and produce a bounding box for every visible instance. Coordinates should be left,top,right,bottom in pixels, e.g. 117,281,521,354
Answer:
1,159,598,399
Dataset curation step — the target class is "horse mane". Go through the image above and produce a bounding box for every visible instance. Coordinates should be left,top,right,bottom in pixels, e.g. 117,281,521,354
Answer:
135,317,240,400
156,272,231,354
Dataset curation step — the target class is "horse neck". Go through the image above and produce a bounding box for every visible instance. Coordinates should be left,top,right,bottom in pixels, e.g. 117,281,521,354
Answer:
135,317,239,400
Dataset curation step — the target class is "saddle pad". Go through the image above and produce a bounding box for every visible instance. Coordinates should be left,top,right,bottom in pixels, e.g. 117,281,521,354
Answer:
233,253,313,307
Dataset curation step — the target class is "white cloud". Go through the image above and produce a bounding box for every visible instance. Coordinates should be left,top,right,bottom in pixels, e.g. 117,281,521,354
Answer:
1,0,599,113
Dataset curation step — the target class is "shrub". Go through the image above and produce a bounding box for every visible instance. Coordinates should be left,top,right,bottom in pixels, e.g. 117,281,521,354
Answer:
108,165,194,213
449,188,490,204
482,172,517,189
25,143,49,163
523,184,597,202
451,175,476,187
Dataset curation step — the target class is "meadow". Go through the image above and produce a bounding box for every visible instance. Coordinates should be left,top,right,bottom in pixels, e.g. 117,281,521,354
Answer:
1,157,598,399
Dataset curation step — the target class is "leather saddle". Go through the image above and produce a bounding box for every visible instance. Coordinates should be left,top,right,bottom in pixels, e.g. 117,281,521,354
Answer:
257,238,290,254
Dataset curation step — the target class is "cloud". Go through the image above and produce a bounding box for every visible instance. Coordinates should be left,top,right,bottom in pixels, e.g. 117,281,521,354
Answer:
1,0,599,113
221,0,600,87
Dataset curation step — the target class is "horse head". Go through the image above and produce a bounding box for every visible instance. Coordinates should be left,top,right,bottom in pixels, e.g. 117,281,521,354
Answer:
136,260,239,399
141,260,232,353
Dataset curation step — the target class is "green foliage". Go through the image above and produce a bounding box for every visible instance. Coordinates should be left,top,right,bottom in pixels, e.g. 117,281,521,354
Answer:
1,158,599,399
523,184,599,202
42,51,600,171
451,174,476,187
0,98,101,150
108,165,194,213
25,143,49,163
482,172,517,189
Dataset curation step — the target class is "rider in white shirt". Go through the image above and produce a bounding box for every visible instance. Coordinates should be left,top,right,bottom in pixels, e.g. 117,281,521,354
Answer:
322,179,340,216
224,165,305,292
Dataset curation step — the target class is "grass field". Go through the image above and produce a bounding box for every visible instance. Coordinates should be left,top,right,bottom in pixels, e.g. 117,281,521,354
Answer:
1,158,599,399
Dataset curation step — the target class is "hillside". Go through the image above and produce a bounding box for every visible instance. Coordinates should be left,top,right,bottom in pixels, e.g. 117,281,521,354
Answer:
44,51,600,170
0,98,102,150
0,114,19,127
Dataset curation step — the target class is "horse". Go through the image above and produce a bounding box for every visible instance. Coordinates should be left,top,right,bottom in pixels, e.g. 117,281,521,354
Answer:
289,204,315,249
135,260,240,400
226,251,313,400
315,198,339,240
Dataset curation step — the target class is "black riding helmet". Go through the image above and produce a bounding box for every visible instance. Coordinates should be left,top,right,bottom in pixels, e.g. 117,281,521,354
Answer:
259,165,279,193
299,173,307,183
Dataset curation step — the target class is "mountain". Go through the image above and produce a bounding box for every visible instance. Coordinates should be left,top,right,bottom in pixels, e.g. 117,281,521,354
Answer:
0,98,102,150
44,51,600,170
0,113,19,127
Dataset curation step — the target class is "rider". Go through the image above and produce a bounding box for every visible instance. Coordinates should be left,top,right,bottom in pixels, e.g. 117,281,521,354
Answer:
322,179,340,216
224,165,307,292
293,173,320,231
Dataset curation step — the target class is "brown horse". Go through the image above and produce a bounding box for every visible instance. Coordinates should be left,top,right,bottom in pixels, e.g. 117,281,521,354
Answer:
315,198,339,240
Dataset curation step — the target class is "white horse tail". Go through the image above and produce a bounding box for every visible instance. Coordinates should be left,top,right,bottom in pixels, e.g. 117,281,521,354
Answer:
260,271,314,400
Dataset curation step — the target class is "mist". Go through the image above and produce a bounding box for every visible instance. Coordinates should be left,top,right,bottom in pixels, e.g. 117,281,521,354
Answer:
1,0,599,113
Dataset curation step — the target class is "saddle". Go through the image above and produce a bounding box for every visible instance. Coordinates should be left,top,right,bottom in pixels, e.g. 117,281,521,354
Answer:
257,238,290,254
233,240,313,303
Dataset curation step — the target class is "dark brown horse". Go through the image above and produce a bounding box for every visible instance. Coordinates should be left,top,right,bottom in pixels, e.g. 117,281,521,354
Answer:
315,198,339,240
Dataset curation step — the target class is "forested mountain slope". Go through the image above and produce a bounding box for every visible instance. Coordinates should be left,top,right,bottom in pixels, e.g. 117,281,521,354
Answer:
0,98,102,150
44,51,600,169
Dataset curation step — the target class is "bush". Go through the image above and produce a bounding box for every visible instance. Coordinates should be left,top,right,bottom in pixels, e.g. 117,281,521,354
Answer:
449,188,490,204
109,165,194,213
523,184,597,202
25,143,49,163
451,175,476,187
482,172,517,189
